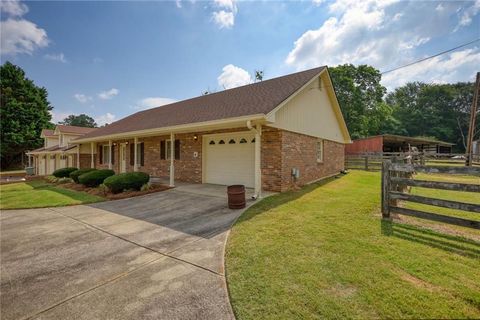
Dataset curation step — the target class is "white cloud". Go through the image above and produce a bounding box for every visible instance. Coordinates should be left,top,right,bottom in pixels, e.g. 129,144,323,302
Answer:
44,52,67,63
74,93,92,103
212,10,235,29
0,0,28,16
285,0,478,89
0,19,48,55
135,97,177,110
49,111,70,124
382,47,480,90
175,0,182,8
98,88,119,100
217,64,252,89
95,113,116,126
312,0,326,6
212,0,237,29
456,0,480,29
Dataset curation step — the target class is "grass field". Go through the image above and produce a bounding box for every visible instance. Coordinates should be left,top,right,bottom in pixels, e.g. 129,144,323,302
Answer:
0,180,104,209
226,170,480,319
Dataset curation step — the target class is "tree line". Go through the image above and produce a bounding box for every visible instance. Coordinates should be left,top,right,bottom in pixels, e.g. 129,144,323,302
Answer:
329,64,476,151
0,62,477,169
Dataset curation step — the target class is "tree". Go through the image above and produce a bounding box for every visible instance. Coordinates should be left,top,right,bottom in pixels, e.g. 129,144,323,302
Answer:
0,62,53,169
59,114,97,127
387,82,474,152
329,64,389,139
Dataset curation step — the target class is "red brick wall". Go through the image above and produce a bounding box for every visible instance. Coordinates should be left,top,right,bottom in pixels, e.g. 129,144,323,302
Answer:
89,126,344,192
279,131,344,192
79,154,93,169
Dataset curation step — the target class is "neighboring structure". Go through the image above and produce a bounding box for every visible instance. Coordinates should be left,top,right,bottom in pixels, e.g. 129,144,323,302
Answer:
473,140,480,155
30,67,351,194
27,125,97,175
345,134,453,155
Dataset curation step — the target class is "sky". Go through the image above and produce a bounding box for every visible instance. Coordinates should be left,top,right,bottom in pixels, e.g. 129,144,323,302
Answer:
1,0,479,126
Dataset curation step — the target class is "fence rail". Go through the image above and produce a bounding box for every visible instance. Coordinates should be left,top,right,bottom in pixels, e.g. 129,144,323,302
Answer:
381,161,480,229
346,152,480,171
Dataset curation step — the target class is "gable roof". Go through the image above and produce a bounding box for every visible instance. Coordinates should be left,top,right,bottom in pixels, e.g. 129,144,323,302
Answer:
77,66,326,141
40,129,55,137
55,125,97,135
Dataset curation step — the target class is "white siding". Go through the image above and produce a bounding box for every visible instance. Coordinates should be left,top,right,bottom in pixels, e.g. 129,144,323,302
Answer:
45,137,59,148
269,76,347,143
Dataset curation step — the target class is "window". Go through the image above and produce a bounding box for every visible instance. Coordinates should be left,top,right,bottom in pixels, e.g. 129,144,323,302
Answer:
102,145,110,164
160,139,180,160
136,143,144,166
59,135,64,146
316,139,324,163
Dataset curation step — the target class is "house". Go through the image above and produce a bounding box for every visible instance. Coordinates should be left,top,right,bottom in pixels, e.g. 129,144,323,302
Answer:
30,67,351,195
345,134,454,155
27,125,97,175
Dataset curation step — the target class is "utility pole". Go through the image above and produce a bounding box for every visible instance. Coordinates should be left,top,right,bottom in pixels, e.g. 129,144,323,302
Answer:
466,72,480,166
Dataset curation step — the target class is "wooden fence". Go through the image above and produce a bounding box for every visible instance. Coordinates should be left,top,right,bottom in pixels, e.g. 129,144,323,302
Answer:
381,161,480,229
346,152,480,171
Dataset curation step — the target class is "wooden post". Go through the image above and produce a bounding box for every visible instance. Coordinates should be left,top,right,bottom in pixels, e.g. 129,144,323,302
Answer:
364,156,369,171
381,160,391,219
466,72,480,166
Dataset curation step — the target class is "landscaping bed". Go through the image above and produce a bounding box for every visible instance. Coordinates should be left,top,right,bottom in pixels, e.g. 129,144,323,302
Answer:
226,170,480,319
57,181,170,200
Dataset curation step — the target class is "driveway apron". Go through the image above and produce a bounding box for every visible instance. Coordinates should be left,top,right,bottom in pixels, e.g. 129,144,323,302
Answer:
0,187,249,320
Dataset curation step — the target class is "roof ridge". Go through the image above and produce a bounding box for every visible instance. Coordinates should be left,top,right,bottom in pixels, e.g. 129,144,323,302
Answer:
134,66,326,115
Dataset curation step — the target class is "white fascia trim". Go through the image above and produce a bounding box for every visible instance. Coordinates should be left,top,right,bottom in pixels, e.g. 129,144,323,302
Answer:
73,114,267,143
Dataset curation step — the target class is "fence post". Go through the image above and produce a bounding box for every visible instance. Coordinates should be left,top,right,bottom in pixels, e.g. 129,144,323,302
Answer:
381,160,391,219
365,156,369,171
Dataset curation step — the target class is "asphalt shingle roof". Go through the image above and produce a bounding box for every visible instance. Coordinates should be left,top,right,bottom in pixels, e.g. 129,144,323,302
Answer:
78,66,325,140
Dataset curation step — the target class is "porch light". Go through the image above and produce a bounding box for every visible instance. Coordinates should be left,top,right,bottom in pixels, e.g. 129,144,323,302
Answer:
193,134,198,141
125,141,129,145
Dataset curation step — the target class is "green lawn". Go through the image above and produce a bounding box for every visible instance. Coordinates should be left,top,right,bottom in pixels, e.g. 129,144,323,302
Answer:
226,170,480,319
0,180,104,209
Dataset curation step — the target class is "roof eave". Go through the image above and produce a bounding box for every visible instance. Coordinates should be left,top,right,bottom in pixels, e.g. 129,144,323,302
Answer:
73,114,268,143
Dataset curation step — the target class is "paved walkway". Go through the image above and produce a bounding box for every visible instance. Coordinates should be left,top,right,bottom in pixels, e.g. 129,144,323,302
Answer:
1,186,255,320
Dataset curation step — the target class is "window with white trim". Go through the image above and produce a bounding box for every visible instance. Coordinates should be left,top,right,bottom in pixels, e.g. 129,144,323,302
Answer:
316,139,323,163
136,143,142,165
102,145,110,164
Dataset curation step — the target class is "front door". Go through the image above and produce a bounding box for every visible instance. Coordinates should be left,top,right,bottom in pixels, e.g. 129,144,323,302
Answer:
120,144,127,173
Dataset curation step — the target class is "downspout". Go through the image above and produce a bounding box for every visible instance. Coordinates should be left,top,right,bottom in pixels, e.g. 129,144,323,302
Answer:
247,120,262,199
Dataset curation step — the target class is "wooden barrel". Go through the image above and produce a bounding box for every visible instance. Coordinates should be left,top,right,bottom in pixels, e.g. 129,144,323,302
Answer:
227,185,246,209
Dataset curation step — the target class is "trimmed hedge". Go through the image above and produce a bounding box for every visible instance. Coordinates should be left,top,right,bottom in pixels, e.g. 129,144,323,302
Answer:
53,167,78,178
103,172,150,194
78,169,115,187
70,168,97,183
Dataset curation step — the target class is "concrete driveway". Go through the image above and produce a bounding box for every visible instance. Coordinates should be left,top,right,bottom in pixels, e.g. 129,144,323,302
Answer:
1,185,252,320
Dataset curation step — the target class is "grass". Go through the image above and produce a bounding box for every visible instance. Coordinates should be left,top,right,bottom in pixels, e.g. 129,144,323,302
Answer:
225,170,480,319
0,180,104,209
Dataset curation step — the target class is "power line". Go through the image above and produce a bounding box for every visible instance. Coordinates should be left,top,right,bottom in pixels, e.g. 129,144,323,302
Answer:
381,38,480,75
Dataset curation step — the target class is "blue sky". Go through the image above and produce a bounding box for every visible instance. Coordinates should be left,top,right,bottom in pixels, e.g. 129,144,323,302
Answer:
1,0,479,126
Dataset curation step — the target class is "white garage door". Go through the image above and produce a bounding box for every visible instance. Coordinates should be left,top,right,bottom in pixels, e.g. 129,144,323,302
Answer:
38,157,45,175
48,156,55,174
204,132,255,188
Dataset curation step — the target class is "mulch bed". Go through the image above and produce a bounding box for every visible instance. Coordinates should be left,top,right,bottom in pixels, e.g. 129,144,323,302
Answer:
56,181,171,200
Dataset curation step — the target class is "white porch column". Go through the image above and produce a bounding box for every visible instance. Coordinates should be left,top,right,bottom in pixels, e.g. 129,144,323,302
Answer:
90,142,95,168
254,124,262,198
77,144,80,168
134,137,138,172
108,140,112,170
169,132,175,187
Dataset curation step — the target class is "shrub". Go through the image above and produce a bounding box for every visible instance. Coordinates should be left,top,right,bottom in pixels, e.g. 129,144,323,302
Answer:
70,168,96,183
104,172,150,194
78,169,115,187
45,175,58,183
53,167,78,178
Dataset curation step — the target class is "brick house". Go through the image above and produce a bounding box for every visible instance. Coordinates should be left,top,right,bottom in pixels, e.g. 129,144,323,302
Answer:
31,67,351,195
